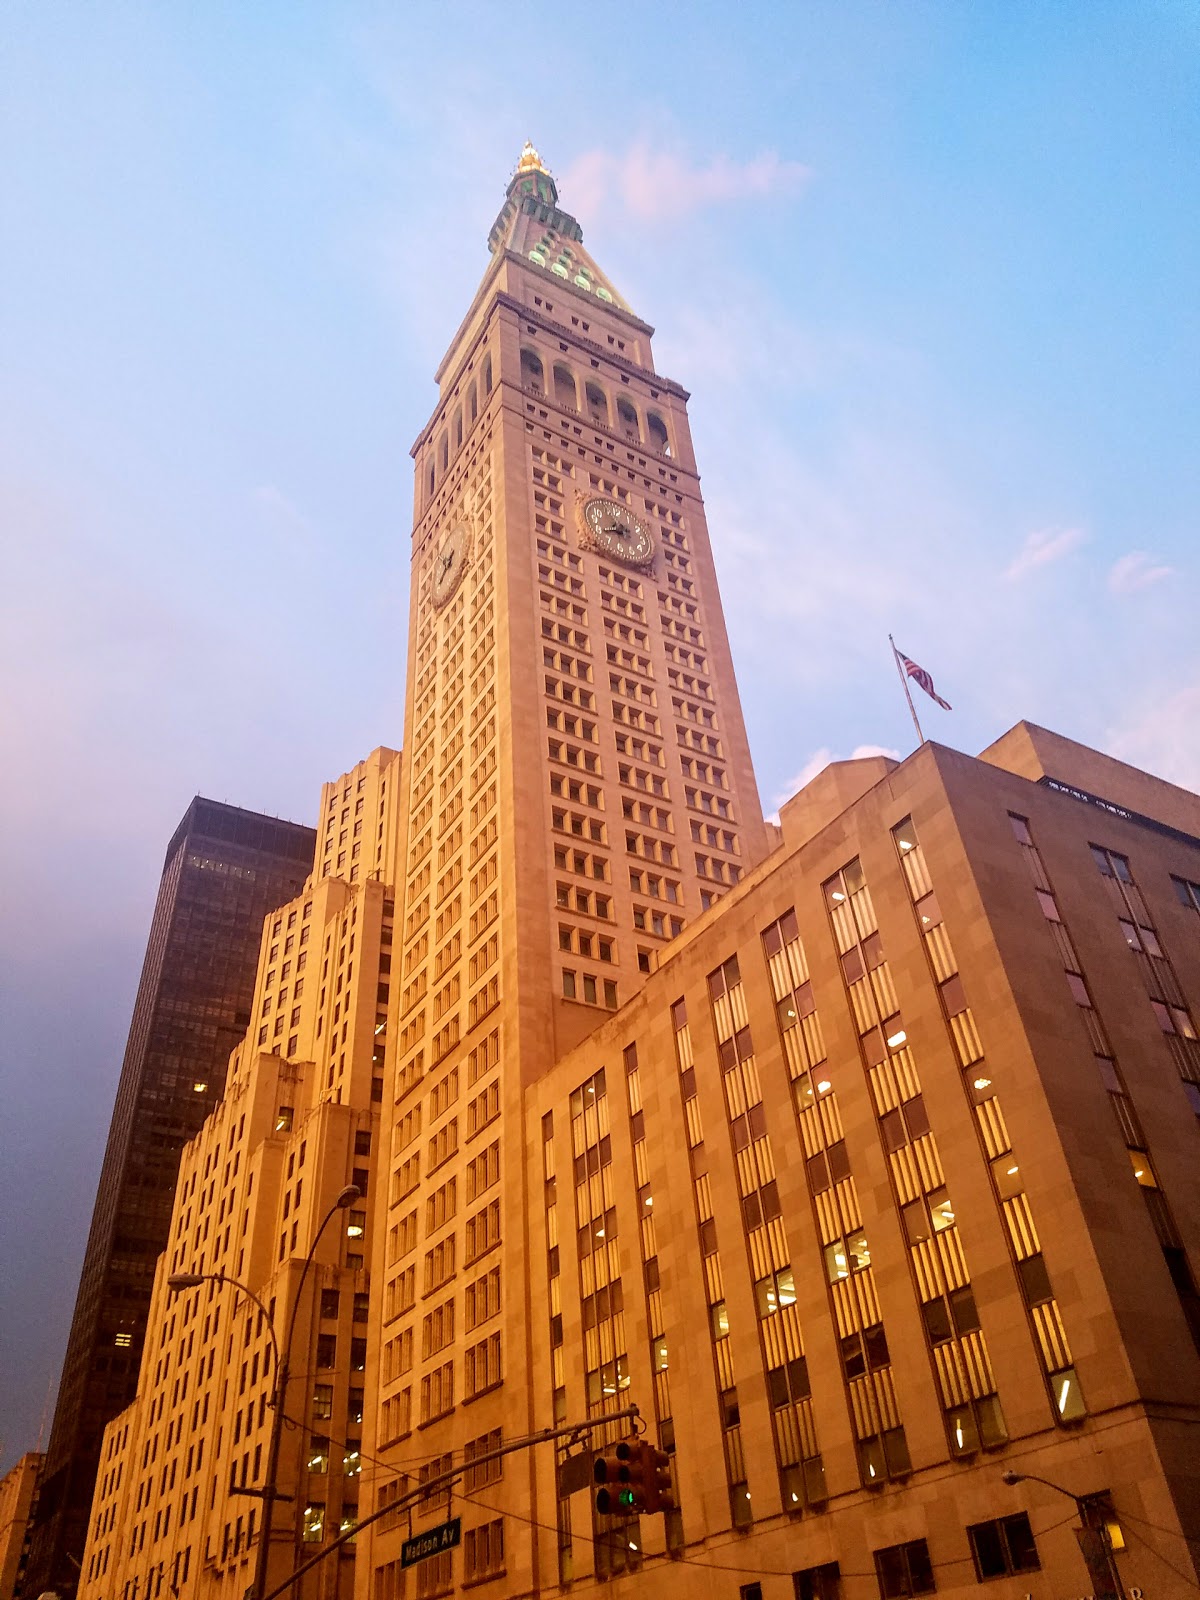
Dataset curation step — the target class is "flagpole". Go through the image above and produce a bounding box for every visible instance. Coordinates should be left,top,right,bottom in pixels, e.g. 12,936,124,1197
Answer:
889,634,925,745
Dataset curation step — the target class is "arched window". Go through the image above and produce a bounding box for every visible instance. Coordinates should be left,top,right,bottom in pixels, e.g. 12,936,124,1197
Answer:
440,433,449,472
482,355,493,395
468,382,478,423
616,396,640,443
553,364,578,411
520,347,545,394
428,462,436,496
453,408,463,449
585,381,609,427
647,412,671,457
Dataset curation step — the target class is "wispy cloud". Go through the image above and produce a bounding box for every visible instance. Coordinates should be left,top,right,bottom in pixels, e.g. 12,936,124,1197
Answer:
564,141,811,225
771,743,902,817
1107,680,1200,791
1108,550,1174,594
1004,525,1086,581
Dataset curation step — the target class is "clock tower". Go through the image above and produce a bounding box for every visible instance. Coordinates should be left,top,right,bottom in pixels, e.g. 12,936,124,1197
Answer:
363,144,767,1593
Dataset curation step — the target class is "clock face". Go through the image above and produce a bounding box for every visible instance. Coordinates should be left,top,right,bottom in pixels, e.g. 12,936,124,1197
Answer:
432,523,471,607
581,497,654,568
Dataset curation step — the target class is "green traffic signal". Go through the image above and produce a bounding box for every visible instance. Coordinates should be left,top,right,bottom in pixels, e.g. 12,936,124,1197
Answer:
593,1437,675,1516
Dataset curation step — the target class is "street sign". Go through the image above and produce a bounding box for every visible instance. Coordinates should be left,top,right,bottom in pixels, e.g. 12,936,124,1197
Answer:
557,1451,596,1498
401,1517,462,1569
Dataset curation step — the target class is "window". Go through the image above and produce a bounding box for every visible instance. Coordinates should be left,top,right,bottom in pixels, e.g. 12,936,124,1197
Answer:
968,1513,1040,1579
874,1539,934,1598
302,1504,324,1543
464,1428,503,1491
464,1518,504,1581
1050,1364,1086,1421
824,1230,870,1281
794,1565,841,1600
312,1384,333,1420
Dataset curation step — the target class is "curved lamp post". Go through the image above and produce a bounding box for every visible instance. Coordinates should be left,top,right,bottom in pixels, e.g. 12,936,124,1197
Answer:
1001,1470,1126,1600
168,1182,361,1600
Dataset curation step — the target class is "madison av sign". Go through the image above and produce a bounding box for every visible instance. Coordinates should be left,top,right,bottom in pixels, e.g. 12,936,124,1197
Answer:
400,1517,461,1569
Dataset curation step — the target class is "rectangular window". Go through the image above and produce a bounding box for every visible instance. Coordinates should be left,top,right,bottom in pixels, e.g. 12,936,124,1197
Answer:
465,1331,502,1397
967,1513,1040,1579
794,1564,841,1600
419,1360,454,1424
874,1539,934,1598
464,1518,504,1581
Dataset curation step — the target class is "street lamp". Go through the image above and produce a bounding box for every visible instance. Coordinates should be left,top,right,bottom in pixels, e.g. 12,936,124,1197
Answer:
1001,1471,1125,1600
168,1182,361,1600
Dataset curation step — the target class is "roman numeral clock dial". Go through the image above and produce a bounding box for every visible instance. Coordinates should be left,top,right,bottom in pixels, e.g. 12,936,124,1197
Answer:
431,522,471,608
578,496,655,568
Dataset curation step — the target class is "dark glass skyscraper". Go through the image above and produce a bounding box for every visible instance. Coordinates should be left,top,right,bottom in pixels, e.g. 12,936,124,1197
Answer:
26,800,316,1598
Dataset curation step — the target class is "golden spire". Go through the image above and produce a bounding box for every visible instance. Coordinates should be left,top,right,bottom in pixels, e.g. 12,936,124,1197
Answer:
515,140,548,176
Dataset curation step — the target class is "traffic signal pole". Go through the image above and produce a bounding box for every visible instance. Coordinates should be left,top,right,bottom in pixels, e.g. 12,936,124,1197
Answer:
260,1404,643,1600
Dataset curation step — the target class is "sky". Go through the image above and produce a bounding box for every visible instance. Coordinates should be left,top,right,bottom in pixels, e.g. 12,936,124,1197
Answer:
2,1,1197,1468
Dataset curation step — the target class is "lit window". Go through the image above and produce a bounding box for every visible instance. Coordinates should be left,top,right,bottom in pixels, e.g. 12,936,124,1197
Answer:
1128,1149,1157,1188
1050,1364,1086,1420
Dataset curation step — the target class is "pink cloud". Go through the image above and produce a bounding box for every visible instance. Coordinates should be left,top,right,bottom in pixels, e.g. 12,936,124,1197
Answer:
1108,550,1174,594
564,141,811,224
1003,524,1086,581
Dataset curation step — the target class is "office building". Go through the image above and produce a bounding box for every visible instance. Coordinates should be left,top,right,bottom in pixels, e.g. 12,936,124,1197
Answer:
77,749,400,1600
76,151,1200,1600
355,148,1199,1599
517,725,1200,1596
28,801,316,1598
0,1454,43,1600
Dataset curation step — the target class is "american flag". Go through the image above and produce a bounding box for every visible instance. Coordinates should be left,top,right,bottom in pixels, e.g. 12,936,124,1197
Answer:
896,649,952,711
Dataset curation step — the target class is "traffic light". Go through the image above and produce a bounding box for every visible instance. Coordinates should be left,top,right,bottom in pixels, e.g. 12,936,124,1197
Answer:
594,1440,635,1515
594,1439,676,1516
644,1444,675,1513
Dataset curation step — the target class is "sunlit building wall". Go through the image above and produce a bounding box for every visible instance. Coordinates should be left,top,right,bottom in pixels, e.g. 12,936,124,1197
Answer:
77,750,401,1600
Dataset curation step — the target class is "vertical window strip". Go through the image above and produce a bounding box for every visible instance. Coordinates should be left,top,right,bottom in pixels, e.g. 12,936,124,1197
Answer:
1016,817,1200,1357
570,1068,638,1580
763,909,907,1486
707,954,826,1511
823,855,1004,1460
623,1043,684,1552
542,1112,572,1585
673,996,747,1529
1095,851,1200,1086
895,817,1071,1433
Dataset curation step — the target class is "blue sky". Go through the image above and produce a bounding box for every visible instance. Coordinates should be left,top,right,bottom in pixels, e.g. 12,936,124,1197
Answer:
1,2,1197,1464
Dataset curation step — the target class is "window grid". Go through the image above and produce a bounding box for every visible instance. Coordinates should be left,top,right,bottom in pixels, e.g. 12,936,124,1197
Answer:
673,996,751,1530
708,953,826,1511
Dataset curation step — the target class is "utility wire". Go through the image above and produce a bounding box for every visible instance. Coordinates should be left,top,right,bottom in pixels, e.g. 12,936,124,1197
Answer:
420,1478,1081,1584
1115,1520,1200,1593
276,1410,1198,1591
